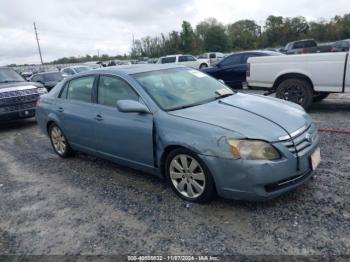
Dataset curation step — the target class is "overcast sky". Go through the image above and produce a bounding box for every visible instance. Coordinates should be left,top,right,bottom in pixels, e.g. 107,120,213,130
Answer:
0,0,349,65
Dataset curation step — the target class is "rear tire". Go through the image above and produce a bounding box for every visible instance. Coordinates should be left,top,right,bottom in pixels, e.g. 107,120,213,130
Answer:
276,78,313,109
313,92,330,102
49,123,73,158
165,148,216,203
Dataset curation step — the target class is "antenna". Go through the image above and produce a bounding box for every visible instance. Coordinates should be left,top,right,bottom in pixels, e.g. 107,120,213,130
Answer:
33,22,44,64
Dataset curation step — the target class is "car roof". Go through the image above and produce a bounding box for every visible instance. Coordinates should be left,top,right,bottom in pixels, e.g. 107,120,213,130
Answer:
228,50,282,56
33,71,61,76
63,65,90,69
289,39,316,44
90,64,184,75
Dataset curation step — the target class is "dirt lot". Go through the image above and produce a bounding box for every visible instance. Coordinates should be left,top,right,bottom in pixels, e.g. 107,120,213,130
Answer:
0,93,349,256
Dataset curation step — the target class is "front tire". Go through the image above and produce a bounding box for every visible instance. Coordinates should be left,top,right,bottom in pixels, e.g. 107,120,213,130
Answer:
49,123,73,158
276,78,313,109
165,148,216,203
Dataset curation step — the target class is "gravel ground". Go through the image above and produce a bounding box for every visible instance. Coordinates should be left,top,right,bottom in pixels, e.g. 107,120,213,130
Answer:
0,93,349,256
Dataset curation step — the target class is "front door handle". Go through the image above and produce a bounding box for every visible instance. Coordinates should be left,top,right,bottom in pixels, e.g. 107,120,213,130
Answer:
94,114,104,121
57,107,64,113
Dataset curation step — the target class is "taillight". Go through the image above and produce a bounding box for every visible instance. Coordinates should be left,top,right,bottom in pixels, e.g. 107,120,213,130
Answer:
246,63,250,77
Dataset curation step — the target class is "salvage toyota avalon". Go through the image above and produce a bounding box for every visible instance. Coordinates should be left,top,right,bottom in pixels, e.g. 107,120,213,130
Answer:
36,64,321,203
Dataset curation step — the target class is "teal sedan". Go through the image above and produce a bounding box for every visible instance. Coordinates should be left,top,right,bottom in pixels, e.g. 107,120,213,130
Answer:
36,64,321,203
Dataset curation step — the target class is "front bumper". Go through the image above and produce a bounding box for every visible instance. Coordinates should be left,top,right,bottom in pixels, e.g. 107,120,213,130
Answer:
0,107,36,121
0,88,40,122
200,137,320,201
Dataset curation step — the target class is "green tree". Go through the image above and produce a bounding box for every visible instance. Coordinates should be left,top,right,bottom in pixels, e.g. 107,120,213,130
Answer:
180,21,196,53
228,20,261,50
260,15,285,47
196,18,229,52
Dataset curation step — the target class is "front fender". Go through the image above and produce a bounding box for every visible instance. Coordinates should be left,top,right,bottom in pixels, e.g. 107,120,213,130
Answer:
154,112,243,165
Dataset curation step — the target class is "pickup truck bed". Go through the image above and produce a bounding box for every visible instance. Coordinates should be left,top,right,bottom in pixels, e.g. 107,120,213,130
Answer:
247,52,350,108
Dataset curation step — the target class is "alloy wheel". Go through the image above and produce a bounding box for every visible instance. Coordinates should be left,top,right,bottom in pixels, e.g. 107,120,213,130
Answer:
283,85,306,104
51,126,67,155
169,154,206,199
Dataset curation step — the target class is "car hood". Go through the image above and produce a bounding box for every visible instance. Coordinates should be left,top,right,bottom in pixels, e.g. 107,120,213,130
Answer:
168,93,311,141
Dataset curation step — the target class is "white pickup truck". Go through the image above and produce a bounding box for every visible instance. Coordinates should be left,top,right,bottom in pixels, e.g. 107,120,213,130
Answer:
247,51,350,108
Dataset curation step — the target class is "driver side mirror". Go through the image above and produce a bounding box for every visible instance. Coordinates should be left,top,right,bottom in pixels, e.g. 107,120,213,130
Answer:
116,100,150,114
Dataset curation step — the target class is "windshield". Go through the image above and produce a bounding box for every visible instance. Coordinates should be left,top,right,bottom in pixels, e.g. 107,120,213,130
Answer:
0,68,25,84
43,72,63,82
75,66,90,73
133,68,233,111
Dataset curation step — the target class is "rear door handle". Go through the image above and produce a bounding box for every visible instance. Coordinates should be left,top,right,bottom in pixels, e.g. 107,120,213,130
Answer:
57,107,64,113
94,114,104,121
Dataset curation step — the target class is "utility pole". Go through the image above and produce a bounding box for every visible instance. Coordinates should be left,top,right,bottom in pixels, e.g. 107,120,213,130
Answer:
33,22,44,64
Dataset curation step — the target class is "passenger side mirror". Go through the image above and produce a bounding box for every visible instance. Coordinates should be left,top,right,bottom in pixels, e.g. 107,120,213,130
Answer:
116,100,150,114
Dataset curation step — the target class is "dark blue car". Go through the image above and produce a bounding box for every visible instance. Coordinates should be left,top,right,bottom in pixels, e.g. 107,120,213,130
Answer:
202,51,282,88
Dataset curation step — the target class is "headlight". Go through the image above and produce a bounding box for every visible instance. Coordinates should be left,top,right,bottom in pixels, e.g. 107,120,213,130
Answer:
37,87,47,95
227,139,280,160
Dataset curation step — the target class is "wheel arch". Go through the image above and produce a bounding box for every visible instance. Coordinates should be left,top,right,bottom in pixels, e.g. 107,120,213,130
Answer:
273,73,314,91
159,145,200,178
46,114,62,135
46,120,55,134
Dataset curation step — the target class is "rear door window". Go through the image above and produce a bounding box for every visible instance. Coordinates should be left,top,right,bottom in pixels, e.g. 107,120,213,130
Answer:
97,76,139,107
66,76,95,103
220,54,242,66
241,53,264,64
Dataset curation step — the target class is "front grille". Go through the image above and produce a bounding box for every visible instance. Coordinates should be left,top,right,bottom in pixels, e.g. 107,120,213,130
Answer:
0,94,39,105
0,88,39,113
281,124,318,156
0,88,38,99
265,170,312,192
0,102,36,113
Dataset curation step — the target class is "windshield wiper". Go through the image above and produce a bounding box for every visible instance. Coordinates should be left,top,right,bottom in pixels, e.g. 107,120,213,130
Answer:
167,101,208,111
214,93,234,100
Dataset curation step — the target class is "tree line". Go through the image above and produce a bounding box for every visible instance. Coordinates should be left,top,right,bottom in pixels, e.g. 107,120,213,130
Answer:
130,14,350,58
